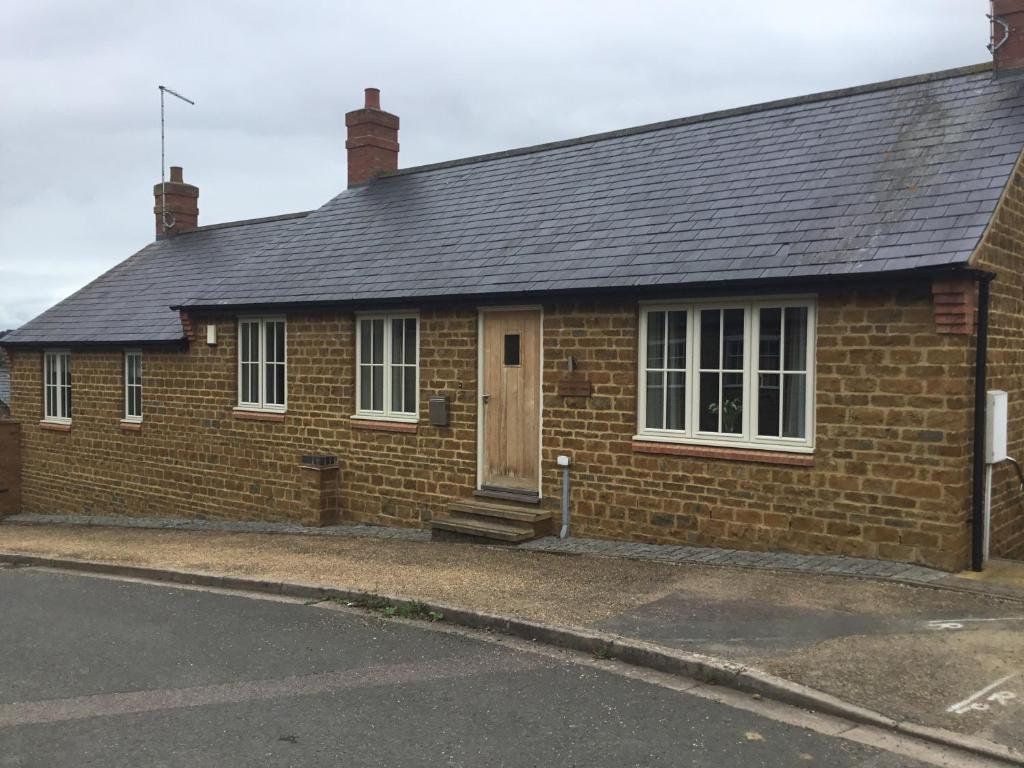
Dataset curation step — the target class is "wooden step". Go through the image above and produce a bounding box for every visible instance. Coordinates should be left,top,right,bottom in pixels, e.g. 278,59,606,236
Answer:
474,487,541,505
430,516,535,543
448,499,552,524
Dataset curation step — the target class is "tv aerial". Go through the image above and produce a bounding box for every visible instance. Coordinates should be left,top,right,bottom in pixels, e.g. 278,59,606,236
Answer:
158,85,195,231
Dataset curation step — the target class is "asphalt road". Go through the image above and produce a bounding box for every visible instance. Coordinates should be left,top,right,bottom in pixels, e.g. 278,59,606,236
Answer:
599,582,1024,751
0,567,936,767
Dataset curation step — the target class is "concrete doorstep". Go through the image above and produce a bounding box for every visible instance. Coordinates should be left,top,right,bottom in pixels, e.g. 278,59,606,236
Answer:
1,550,1021,767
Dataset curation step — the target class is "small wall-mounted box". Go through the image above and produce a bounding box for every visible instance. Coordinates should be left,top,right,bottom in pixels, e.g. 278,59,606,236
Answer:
986,390,1008,464
428,396,450,427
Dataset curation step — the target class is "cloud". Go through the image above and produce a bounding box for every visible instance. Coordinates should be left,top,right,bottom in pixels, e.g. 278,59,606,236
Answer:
0,0,986,326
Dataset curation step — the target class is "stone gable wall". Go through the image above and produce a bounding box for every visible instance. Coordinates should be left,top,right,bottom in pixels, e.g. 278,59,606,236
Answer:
972,151,1024,561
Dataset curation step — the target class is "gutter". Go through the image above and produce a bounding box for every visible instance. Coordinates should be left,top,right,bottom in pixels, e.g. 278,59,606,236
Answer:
972,272,997,572
171,264,979,316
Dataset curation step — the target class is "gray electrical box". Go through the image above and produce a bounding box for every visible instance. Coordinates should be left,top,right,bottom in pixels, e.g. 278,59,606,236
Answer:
428,396,450,427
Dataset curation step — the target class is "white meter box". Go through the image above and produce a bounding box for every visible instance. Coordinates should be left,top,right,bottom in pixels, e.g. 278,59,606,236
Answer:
986,390,1008,464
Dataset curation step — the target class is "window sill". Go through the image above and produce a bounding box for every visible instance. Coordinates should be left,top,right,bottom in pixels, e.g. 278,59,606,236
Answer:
39,420,72,432
233,409,286,423
631,440,814,467
350,418,418,434
120,420,143,432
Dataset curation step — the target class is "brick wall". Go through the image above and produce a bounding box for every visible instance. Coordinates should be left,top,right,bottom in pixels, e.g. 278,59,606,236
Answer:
973,153,1024,561
0,420,20,518
6,280,975,569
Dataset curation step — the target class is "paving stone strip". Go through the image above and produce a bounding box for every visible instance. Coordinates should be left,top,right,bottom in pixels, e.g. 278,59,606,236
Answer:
6,513,1022,601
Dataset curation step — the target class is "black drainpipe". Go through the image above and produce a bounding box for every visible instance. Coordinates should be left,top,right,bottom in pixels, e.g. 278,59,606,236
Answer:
971,273,996,572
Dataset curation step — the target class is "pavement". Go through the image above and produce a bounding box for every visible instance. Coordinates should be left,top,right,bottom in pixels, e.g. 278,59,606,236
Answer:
1,567,942,768
2,520,1024,761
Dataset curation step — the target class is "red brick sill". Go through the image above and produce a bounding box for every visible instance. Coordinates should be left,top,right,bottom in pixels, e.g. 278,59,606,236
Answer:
39,420,71,433
631,440,814,467
350,418,418,434
119,420,142,432
232,409,285,423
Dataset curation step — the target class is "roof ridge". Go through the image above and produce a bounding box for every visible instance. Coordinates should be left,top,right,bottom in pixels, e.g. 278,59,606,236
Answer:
383,62,994,179
171,211,311,237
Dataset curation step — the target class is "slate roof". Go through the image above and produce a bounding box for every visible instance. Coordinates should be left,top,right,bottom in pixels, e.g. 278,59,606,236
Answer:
6,62,1024,345
5,213,309,344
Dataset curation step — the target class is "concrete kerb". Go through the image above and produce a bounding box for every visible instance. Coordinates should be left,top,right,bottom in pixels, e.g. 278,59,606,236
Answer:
1,551,1021,766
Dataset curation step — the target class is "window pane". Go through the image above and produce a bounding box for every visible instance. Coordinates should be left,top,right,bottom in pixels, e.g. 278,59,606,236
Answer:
240,325,249,363
62,355,71,387
645,371,664,430
241,365,251,403
360,320,372,365
723,309,744,370
403,367,416,414
273,365,285,406
758,373,780,437
391,365,403,412
699,310,720,369
666,371,685,430
63,385,72,420
404,319,417,364
265,364,276,405
699,371,719,431
359,366,372,411
392,319,405,365
783,373,807,438
264,324,275,367
372,366,383,411
759,308,781,371
249,325,260,363
504,334,521,366
371,319,384,365
646,312,665,369
722,372,743,434
667,311,686,369
274,322,285,364
784,307,808,372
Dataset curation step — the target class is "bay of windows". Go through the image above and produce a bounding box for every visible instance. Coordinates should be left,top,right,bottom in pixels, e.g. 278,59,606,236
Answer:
124,350,142,422
43,350,72,423
638,299,815,452
238,318,286,411
356,314,418,421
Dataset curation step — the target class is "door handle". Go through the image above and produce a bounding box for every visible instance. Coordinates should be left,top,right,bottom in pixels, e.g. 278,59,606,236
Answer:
482,393,491,404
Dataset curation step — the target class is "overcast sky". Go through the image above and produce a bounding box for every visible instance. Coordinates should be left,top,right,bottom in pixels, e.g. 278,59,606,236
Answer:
0,1,988,329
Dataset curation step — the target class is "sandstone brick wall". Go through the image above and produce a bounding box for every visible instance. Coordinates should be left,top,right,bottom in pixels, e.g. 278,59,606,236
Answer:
6,280,975,569
0,420,20,518
540,284,973,571
973,153,1024,561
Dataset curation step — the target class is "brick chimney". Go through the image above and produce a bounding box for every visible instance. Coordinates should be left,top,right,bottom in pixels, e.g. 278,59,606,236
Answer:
991,0,1024,70
153,166,199,238
345,88,399,187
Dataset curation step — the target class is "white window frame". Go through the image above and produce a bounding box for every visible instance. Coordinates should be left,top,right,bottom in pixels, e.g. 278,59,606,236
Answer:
124,349,143,423
353,311,420,424
43,349,72,424
635,297,816,453
236,316,287,413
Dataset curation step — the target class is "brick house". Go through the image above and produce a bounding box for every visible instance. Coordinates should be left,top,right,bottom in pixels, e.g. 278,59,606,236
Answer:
5,4,1024,571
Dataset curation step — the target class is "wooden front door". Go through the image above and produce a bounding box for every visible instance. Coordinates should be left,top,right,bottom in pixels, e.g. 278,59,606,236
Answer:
480,308,541,494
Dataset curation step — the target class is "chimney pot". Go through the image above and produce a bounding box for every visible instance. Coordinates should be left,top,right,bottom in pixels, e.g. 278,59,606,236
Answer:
153,165,199,238
345,88,400,187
